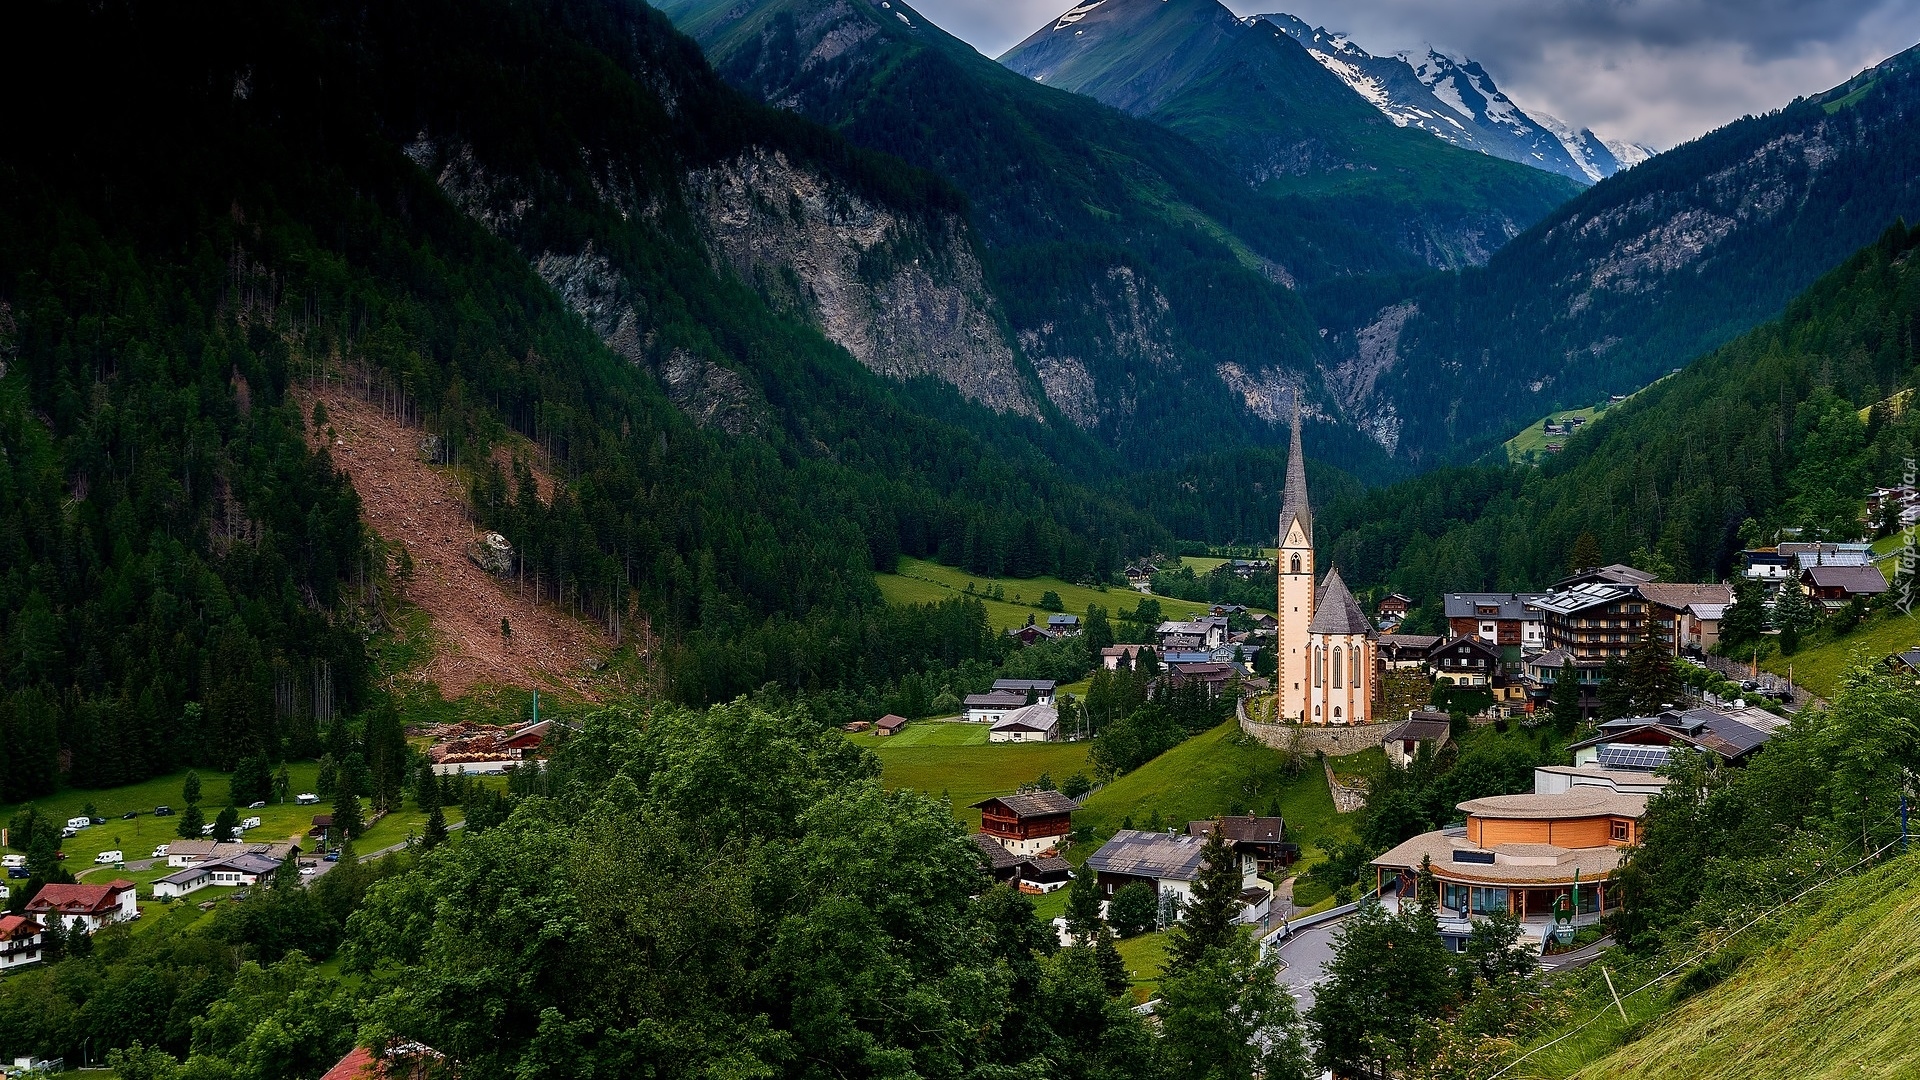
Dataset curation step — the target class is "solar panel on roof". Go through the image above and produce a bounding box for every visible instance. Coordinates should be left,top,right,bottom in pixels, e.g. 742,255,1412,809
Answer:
1597,745,1671,770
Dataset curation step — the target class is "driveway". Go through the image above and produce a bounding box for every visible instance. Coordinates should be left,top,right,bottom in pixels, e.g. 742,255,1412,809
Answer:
1268,916,1349,1016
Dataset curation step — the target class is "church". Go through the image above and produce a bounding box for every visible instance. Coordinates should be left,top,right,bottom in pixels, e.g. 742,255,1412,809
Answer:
1275,408,1377,725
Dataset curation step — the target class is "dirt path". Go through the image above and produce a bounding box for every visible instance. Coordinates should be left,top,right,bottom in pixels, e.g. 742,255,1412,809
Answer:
301,386,607,698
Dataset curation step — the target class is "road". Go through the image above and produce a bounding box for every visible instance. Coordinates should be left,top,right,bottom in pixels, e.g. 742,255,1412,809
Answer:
1269,916,1348,1015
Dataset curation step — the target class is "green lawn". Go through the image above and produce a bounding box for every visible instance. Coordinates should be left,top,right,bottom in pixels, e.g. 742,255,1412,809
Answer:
875,557,1266,632
1074,721,1362,878
1114,930,1171,1002
1762,607,1920,698
847,721,1091,829
1505,405,1608,464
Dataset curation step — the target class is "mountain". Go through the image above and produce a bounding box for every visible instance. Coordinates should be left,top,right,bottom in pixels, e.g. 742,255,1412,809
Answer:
997,0,1582,266
1312,42,1920,464
1312,221,1920,607
0,0,1180,793
1258,13,1650,185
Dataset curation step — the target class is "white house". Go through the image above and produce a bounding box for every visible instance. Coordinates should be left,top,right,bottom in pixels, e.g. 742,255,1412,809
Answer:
0,915,44,970
991,679,1058,705
25,880,139,933
205,853,282,887
964,690,1028,724
152,864,213,899
1084,830,1268,924
989,703,1060,743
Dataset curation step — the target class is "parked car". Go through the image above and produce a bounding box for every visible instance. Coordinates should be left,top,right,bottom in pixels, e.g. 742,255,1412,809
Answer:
95,850,123,865
154,805,173,816
323,851,341,863
247,801,266,810
4,869,21,880
151,845,170,858
121,810,140,819
89,816,107,826
299,865,318,877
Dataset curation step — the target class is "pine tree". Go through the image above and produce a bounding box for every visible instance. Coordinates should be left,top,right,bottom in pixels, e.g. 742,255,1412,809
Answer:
181,770,201,806
65,923,92,958
1093,929,1129,997
176,802,205,840
1722,575,1768,649
1773,576,1816,634
1064,865,1105,943
1568,532,1603,573
1550,659,1584,730
212,805,240,842
421,805,449,851
1166,824,1242,974
332,789,364,841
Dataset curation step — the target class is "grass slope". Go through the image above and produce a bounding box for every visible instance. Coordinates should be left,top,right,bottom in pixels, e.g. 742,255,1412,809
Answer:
845,721,1091,829
1073,720,1365,873
1551,853,1920,1080
876,556,1266,632
1762,607,1920,697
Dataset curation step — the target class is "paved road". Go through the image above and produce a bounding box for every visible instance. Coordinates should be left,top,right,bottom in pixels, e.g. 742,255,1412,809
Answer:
302,820,466,881
1269,917,1348,1015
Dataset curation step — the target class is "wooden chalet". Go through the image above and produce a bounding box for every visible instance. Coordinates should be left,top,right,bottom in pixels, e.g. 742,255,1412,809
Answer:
970,791,1078,858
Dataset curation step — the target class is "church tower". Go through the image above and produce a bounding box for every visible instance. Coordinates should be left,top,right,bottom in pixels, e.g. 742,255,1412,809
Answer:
1277,404,1315,723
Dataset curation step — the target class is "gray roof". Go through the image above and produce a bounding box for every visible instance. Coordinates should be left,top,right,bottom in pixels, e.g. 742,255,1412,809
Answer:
991,703,1059,734
1574,706,1783,761
1189,816,1283,844
1637,582,1734,612
1085,830,1209,882
1378,633,1441,650
992,679,1058,693
1435,633,1500,658
965,691,1027,708
971,833,1020,872
207,853,282,876
1442,593,1546,620
1558,563,1657,587
1020,856,1074,877
1383,717,1453,745
1278,402,1312,546
157,865,211,886
1530,581,1638,616
1308,569,1374,636
1804,565,1889,594
1046,614,1080,626
971,790,1079,818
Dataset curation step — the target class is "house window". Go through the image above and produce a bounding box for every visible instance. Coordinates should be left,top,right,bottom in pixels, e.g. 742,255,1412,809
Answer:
1611,820,1629,842
1332,647,1343,688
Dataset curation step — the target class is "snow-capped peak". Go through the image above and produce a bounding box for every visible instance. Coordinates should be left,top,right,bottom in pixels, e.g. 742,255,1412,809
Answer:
1255,12,1651,186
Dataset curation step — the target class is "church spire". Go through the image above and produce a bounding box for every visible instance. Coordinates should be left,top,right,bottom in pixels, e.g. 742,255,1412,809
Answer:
1279,398,1311,547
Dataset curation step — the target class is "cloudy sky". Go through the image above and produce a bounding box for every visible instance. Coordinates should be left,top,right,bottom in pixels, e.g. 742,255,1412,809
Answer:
915,0,1920,149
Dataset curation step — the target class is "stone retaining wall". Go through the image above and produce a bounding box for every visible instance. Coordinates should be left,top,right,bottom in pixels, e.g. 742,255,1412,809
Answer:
1236,696,1398,758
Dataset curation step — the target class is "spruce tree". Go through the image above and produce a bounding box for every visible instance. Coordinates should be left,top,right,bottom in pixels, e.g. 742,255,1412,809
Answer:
1773,577,1816,635
176,802,205,840
421,805,449,851
1166,824,1243,974
332,789,364,841
212,805,240,842
1064,865,1105,943
1550,659,1585,730
181,770,201,806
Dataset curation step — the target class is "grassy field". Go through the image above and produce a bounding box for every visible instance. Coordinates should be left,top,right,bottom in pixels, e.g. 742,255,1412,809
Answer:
845,720,1091,829
1505,404,1608,464
1115,930,1172,1002
1523,853,1920,1080
1761,607,1920,697
3,762,476,901
874,557,1266,632
1074,721,1365,877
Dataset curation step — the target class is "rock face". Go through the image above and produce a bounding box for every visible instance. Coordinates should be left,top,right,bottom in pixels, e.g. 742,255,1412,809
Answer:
1011,265,1181,431
687,150,1039,417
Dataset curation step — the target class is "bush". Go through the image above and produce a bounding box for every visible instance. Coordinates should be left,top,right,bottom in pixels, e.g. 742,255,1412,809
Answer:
1038,590,1065,612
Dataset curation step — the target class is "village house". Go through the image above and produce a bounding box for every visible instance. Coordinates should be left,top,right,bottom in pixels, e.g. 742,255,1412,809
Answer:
990,703,1061,743
26,880,139,934
971,791,1078,858
1166,661,1238,696
0,915,44,970
971,834,1024,885
1381,711,1453,767
1187,815,1294,872
1885,648,1920,677
153,864,214,899
1429,634,1503,688
1443,592,1548,649
1555,564,1656,589
319,1043,446,1080
1019,856,1074,894
964,689,1027,723
1156,617,1227,650
1522,647,1603,718
1801,564,1889,610
1124,563,1159,589
1567,705,1785,771
993,678,1058,704
1377,592,1413,620
206,853,284,888
1100,644,1152,670
1778,541,1875,570
1084,830,1271,924
1046,613,1082,634
1378,633,1441,669
874,714,908,736
166,839,301,869
1225,559,1273,579
1006,622,1059,646
1637,582,1736,655
1372,788,1646,941
1740,549,1798,581
1532,581,1650,662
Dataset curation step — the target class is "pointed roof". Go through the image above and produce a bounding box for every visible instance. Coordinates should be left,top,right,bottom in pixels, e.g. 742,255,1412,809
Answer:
1279,401,1311,546
1308,569,1374,636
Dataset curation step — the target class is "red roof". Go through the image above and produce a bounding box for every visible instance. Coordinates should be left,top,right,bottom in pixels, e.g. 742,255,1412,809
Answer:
321,1048,379,1080
0,914,42,940
26,880,133,915
319,1045,444,1080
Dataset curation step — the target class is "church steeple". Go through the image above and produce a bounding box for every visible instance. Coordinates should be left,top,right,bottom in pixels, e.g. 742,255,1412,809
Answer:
1278,400,1311,547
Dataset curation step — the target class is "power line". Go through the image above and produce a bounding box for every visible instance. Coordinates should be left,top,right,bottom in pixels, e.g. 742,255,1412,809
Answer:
1484,812,1908,1079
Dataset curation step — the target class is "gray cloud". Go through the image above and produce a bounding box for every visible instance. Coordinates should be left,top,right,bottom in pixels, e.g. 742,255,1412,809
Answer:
911,0,1920,149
